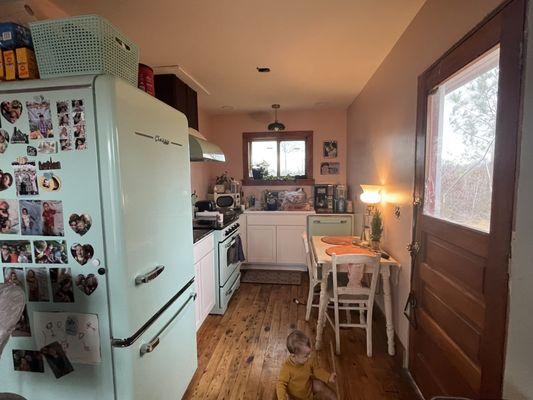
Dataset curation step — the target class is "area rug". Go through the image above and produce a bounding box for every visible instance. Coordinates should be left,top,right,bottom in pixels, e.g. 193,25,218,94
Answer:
241,269,302,285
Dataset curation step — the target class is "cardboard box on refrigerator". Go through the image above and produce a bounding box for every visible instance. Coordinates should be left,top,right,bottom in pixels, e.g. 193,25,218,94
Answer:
16,47,38,79
0,49,4,80
3,49,16,80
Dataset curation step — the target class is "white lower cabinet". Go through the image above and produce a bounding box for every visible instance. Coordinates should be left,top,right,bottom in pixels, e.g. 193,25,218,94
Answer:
276,225,306,264
193,235,216,330
246,225,276,263
245,212,310,265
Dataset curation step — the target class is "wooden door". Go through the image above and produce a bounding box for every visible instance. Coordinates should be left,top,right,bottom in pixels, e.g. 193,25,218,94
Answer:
409,1,525,398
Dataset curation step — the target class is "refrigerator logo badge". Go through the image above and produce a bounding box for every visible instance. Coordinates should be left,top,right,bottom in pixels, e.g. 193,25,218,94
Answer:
134,132,183,147
154,135,169,145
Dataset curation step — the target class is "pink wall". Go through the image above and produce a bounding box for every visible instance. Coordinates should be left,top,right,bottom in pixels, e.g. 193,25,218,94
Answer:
205,109,347,186
346,0,503,350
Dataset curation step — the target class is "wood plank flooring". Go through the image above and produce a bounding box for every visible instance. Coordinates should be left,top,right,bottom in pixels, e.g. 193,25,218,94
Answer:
183,279,418,400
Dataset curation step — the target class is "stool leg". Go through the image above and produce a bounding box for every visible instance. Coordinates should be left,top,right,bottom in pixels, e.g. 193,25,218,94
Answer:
305,278,315,321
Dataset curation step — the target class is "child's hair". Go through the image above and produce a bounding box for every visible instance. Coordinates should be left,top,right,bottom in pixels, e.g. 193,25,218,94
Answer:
286,330,311,354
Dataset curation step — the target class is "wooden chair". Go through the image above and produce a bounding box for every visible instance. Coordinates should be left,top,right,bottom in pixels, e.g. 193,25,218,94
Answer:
326,253,381,356
302,233,320,321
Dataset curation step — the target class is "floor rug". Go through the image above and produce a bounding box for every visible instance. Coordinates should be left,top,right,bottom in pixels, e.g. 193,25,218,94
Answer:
241,269,302,285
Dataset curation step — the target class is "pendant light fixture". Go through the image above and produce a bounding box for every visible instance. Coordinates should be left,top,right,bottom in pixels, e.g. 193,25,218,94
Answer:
268,104,285,131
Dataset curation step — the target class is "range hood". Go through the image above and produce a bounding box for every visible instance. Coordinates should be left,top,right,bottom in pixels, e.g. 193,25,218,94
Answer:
188,128,225,162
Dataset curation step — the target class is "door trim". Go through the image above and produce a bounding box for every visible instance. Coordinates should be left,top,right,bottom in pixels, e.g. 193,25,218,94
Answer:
410,0,526,397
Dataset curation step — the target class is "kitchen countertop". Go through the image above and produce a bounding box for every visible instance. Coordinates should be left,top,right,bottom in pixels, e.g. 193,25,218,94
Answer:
193,228,214,244
243,209,316,215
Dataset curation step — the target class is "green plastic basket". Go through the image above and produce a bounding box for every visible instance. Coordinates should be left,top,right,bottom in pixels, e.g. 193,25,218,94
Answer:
29,15,139,85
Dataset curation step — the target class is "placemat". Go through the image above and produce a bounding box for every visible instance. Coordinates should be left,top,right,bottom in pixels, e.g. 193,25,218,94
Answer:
321,236,360,245
325,245,375,256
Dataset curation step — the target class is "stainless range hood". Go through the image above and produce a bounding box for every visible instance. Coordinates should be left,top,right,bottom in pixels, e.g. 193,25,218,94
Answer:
188,128,225,162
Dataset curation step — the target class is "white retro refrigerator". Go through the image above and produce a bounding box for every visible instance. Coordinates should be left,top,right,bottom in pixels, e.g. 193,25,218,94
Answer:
0,75,197,399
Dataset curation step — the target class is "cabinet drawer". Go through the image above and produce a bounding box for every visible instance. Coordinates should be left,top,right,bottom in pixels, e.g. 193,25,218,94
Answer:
193,233,214,263
247,214,308,226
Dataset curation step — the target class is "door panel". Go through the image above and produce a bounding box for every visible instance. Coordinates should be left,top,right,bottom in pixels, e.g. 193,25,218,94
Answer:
410,1,525,398
95,76,194,339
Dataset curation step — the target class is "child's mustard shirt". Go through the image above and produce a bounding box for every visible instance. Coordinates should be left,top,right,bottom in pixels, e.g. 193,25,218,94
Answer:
276,356,330,400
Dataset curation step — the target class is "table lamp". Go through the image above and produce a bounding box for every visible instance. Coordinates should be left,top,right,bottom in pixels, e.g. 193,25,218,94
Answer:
360,185,382,244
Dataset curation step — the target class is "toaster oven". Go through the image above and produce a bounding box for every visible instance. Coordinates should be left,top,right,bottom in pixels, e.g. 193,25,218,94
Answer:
213,193,241,209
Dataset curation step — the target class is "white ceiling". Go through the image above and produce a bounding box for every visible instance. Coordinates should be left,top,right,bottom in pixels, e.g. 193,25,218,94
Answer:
40,1,424,113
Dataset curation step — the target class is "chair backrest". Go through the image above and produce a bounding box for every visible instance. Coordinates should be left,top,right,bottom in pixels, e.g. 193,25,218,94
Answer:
330,253,381,301
301,232,318,281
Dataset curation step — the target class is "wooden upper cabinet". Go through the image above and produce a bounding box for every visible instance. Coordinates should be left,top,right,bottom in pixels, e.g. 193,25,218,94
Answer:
154,74,199,130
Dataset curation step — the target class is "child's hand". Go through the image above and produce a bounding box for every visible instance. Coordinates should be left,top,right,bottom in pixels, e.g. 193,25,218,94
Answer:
328,373,337,383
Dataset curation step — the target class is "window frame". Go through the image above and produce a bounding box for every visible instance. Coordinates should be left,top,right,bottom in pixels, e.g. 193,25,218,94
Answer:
242,131,314,186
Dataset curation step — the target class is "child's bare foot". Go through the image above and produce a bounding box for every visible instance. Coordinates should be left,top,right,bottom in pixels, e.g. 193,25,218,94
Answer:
312,379,337,400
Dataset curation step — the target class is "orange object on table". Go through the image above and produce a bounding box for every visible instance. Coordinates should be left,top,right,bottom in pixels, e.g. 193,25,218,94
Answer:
325,245,375,257
321,236,359,245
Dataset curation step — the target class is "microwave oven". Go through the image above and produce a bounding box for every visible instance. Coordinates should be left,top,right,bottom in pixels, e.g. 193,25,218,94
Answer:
214,193,241,209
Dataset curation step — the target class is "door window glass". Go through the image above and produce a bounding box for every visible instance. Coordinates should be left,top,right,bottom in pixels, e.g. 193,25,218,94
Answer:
423,47,500,232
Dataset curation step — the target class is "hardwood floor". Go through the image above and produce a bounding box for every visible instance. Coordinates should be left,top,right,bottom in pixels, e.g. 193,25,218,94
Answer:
183,279,418,400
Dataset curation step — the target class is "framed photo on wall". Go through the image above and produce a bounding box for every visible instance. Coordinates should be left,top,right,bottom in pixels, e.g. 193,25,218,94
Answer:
323,140,338,158
320,162,339,175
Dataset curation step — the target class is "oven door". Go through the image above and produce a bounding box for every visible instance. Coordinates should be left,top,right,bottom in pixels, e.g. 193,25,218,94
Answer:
218,232,241,287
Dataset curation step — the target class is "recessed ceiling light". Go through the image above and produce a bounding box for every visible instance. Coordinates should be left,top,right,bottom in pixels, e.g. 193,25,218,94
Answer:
257,67,271,73
221,105,234,111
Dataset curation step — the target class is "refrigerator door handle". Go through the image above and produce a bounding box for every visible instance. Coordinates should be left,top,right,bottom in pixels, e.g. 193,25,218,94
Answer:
135,265,165,285
139,292,197,357
112,277,195,348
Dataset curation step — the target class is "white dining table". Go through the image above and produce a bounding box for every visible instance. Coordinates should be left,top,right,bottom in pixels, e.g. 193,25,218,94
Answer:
311,236,400,356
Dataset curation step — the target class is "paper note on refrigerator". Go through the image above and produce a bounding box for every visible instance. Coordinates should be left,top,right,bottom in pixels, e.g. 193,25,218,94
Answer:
33,311,101,364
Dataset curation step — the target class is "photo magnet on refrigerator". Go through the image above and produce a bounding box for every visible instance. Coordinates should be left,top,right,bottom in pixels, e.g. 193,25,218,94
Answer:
0,199,19,234
27,96,53,139
75,273,98,295
10,128,28,144
38,157,61,170
12,349,44,373
71,243,94,266
41,341,74,379
38,173,61,192
25,267,51,302
50,268,75,303
37,141,58,154
33,240,68,264
27,146,37,156
0,129,9,154
12,159,39,196
1,100,23,124
0,169,13,192
1,240,32,263
69,213,91,236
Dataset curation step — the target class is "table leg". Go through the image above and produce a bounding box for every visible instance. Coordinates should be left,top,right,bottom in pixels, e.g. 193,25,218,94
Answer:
381,267,395,356
315,271,329,350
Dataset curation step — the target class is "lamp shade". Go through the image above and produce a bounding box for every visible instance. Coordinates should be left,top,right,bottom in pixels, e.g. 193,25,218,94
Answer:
360,184,382,204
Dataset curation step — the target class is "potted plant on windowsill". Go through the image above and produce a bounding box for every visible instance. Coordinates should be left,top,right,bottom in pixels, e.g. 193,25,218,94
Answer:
251,161,269,180
370,210,383,251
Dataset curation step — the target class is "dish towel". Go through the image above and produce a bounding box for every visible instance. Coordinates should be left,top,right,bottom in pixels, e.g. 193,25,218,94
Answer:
346,264,364,288
0,283,25,357
235,235,246,262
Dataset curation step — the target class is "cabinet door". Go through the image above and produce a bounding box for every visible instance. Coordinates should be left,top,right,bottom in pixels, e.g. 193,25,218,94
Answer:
194,260,202,331
247,225,276,263
276,226,306,264
200,249,215,318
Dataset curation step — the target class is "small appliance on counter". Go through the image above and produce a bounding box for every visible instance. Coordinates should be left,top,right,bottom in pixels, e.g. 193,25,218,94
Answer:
213,192,241,209
314,184,335,213
334,184,347,213
195,200,216,212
